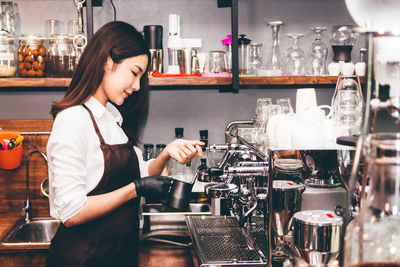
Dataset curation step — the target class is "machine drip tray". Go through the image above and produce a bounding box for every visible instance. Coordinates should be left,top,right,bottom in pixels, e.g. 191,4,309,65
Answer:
186,216,268,266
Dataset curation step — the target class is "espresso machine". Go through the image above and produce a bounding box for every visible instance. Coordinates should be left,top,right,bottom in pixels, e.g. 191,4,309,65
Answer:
187,138,272,266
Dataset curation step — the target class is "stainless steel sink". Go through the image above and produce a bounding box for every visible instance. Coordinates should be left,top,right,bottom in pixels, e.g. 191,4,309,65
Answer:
141,203,211,232
1,217,60,246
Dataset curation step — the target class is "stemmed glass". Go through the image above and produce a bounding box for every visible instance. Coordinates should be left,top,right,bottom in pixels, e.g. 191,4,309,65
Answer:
285,33,305,75
309,27,328,75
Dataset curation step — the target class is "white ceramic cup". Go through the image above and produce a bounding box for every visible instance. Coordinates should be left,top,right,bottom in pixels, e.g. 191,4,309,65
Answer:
295,88,317,114
342,62,355,76
328,62,341,76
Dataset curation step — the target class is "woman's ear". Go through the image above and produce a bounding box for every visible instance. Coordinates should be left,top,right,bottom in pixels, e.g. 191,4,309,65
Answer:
104,56,114,71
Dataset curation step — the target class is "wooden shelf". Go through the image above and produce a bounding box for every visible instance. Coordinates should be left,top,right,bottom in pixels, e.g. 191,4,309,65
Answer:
240,76,341,85
0,76,355,88
0,78,71,87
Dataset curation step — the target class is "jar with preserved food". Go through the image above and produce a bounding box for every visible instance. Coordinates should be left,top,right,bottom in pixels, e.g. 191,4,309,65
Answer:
18,34,47,77
0,32,16,77
48,35,76,77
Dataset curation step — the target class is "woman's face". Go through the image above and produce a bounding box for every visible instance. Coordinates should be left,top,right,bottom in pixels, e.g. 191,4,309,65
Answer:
94,54,148,106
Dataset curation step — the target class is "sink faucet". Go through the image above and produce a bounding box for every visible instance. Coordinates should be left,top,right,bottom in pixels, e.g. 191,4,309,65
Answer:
24,150,48,223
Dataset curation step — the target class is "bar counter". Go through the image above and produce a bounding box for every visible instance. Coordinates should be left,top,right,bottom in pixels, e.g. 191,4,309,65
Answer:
0,217,198,267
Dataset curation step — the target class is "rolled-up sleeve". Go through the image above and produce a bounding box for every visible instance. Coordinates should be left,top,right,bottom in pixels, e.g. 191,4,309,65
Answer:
133,146,154,178
47,109,89,223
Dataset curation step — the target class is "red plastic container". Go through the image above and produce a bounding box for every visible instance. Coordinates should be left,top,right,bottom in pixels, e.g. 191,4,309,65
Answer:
0,131,23,170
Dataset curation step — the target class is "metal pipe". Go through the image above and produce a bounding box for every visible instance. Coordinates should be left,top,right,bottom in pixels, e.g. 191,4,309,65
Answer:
231,0,239,92
85,0,93,40
24,150,48,223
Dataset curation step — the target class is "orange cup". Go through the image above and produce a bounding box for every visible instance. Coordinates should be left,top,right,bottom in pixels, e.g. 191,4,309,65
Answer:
0,131,23,170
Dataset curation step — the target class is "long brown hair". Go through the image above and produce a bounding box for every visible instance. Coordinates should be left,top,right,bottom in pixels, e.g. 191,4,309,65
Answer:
51,21,150,145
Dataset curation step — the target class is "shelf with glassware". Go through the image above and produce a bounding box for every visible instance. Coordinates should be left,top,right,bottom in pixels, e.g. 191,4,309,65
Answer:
0,75,360,88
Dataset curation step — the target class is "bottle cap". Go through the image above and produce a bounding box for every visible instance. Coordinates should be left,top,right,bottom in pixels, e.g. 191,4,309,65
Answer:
199,130,208,139
144,144,154,148
238,34,251,45
156,144,166,148
221,34,232,45
168,14,180,36
175,127,184,138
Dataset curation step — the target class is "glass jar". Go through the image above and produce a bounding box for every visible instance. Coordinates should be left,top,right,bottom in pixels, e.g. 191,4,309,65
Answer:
18,34,47,77
0,32,16,77
344,133,400,267
48,35,76,78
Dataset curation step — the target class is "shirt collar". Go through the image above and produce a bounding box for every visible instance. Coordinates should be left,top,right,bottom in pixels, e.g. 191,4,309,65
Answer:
84,97,123,125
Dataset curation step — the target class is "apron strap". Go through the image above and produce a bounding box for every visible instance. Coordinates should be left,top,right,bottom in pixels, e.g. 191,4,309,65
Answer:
82,104,106,145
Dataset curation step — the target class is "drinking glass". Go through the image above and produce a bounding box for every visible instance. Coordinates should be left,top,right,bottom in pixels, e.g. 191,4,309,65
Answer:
255,97,273,127
285,33,306,75
276,98,294,114
207,51,226,73
309,27,328,75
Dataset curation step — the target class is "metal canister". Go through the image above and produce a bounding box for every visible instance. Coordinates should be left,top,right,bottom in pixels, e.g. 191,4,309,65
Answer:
293,210,343,266
272,180,305,238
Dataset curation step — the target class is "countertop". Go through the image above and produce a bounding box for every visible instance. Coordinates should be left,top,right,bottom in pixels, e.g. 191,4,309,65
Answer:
0,217,198,266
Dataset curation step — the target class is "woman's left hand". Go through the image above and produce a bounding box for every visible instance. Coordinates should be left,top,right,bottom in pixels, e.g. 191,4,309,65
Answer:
164,139,204,164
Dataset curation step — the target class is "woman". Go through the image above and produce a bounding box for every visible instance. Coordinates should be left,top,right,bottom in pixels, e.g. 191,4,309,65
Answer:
46,21,204,267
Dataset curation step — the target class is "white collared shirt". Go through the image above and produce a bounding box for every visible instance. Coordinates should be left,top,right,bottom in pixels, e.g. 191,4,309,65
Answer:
47,97,152,223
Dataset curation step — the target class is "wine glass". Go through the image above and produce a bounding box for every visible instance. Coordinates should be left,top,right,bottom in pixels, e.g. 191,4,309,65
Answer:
309,27,328,75
285,33,306,75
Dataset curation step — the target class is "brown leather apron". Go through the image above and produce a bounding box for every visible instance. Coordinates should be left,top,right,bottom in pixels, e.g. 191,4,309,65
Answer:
47,104,141,267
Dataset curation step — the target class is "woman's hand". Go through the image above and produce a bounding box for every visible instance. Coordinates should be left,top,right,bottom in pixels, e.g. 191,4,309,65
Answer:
164,139,204,164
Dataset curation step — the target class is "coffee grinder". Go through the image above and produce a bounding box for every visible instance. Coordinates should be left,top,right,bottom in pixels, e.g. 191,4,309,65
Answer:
143,25,163,74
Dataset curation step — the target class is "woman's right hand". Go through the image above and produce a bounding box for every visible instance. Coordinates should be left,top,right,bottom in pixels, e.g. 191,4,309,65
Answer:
164,139,204,164
133,175,173,202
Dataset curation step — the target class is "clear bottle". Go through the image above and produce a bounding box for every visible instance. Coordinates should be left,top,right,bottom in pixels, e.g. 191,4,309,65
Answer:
0,32,16,77
168,127,187,181
1,1,15,35
143,144,154,161
48,35,76,78
155,144,166,158
265,21,283,76
344,133,400,267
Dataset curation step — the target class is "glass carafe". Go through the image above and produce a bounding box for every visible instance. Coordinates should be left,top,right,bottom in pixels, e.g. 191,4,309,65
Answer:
331,75,363,135
265,21,283,76
248,43,263,75
344,133,400,267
